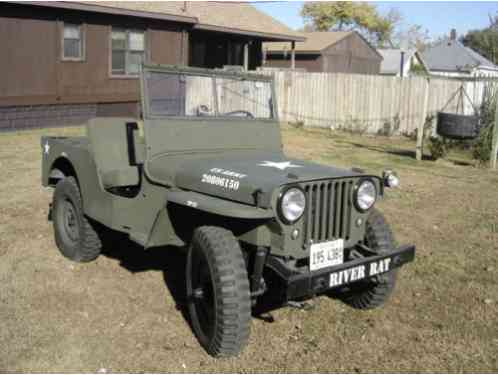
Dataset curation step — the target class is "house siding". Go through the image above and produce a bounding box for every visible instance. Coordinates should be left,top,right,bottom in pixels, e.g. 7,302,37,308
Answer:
430,68,498,78
0,2,188,127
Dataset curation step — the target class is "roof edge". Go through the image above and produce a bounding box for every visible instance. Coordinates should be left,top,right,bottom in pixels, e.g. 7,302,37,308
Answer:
265,31,350,52
5,1,304,41
265,30,382,58
194,23,306,42
5,1,198,24
413,51,431,75
348,31,383,60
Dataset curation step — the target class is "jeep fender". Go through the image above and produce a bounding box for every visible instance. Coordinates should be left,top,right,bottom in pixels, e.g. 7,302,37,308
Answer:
166,190,274,219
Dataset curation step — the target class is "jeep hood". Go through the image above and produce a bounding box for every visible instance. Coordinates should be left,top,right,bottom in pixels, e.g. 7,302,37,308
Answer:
148,151,365,208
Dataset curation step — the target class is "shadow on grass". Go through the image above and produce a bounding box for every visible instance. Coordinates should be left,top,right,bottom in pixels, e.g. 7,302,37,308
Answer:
345,141,479,167
99,229,191,328
447,158,475,167
345,141,429,160
99,229,287,329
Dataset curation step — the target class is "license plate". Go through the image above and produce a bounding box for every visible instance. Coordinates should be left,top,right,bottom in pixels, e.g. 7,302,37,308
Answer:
309,239,344,271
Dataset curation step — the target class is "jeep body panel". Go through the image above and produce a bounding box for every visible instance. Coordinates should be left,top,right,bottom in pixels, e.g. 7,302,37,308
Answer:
173,151,372,207
41,65,390,259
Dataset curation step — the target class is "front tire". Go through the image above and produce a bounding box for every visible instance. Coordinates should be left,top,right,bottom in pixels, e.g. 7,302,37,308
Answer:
52,176,102,262
340,209,397,309
186,226,251,357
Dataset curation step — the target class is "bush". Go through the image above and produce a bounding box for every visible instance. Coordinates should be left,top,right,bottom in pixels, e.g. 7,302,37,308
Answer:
472,124,494,164
472,88,497,164
428,137,448,160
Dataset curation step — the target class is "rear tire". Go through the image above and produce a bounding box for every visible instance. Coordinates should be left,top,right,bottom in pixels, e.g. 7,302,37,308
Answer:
53,177,102,262
340,209,397,309
186,226,251,357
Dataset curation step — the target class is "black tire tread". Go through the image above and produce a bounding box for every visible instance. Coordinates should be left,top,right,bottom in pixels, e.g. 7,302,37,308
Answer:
341,209,397,310
53,176,102,262
188,226,251,357
436,111,479,140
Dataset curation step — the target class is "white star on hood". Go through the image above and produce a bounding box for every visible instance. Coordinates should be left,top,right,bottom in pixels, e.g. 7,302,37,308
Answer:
258,161,302,171
43,142,50,155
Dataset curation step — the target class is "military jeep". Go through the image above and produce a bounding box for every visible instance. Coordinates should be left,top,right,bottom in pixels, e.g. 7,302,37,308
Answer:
41,65,415,357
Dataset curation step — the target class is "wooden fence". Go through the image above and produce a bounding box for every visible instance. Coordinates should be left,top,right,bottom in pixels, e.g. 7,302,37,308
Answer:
264,71,498,136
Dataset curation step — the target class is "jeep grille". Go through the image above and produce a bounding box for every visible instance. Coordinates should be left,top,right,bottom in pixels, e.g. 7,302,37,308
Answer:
302,179,355,246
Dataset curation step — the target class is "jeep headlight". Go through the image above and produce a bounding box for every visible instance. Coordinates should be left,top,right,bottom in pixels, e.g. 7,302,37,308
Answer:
355,180,377,212
279,187,306,223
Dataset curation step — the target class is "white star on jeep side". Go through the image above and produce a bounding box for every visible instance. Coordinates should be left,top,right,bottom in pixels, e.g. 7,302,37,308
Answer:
43,142,50,155
258,161,302,170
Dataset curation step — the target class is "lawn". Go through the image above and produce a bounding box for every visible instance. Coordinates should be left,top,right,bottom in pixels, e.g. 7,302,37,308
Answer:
0,125,497,372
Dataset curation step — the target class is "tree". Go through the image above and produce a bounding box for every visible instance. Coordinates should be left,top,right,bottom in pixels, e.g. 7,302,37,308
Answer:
461,14,498,65
300,2,398,47
392,24,431,52
297,24,317,33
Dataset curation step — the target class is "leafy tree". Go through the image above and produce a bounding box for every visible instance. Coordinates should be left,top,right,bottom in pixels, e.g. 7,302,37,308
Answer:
300,2,398,47
297,24,317,32
461,15,498,64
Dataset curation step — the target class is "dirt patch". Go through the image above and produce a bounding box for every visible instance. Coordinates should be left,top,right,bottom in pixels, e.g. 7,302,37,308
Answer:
0,126,497,372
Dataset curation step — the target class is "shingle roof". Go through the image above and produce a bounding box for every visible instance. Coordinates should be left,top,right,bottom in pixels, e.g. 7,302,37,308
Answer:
422,38,498,72
265,31,353,53
378,49,416,74
80,1,304,41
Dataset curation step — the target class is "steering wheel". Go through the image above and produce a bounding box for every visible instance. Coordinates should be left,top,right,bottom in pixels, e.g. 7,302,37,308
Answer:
223,110,254,118
197,105,212,116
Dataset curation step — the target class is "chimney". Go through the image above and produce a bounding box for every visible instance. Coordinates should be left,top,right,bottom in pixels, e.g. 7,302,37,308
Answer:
450,29,457,41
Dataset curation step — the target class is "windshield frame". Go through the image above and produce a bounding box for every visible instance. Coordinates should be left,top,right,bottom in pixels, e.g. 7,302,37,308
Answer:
140,64,279,122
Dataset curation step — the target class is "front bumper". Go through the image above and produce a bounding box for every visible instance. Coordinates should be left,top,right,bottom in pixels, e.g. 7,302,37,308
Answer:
266,244,415,300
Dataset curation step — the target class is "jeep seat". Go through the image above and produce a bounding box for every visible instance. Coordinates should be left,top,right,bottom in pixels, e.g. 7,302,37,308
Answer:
87,117,140,189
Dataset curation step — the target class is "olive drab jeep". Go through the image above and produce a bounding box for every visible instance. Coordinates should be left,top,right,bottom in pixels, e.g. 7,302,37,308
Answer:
41,65,415,358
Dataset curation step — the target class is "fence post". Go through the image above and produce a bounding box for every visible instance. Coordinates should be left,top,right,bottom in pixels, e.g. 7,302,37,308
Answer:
416,77,430,161
491,95,498,169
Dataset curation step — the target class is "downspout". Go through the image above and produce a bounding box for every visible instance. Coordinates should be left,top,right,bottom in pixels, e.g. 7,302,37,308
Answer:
400,51,405,78
243,42,249,70
291,41,296,69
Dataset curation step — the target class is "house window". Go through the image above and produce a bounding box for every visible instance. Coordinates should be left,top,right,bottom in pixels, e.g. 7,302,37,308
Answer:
111,29,145,76
63,23,84,60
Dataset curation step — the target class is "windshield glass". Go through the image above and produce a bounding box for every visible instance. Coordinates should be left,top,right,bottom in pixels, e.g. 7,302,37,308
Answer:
144,70,274,120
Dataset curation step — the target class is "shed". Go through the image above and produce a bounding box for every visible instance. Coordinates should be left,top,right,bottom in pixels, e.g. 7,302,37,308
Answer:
263,31,383,74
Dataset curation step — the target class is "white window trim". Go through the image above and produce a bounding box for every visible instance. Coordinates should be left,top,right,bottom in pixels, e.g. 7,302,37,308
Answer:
109,27,148,79
61,22,85,62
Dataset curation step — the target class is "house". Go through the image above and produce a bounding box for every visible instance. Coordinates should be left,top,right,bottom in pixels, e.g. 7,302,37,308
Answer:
0,1,303,130
378,49,429,77
422,29,498,77
263,31,383,74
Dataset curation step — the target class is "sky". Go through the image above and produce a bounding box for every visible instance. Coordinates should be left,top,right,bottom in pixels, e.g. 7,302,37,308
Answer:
253,1,498,40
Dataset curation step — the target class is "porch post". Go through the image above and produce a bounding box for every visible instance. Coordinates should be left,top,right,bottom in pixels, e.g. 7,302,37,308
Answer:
291,41,296,69
243,43,249,70
490,95,498,169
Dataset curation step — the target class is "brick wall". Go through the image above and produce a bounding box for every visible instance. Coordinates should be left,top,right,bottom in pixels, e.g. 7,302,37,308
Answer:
0,104,97,131
0,102,140,132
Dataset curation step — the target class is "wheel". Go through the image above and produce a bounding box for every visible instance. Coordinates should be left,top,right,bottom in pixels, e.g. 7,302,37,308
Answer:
436,112,479,140
339,209,397,309
186,226,251,357
52,176,102,262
